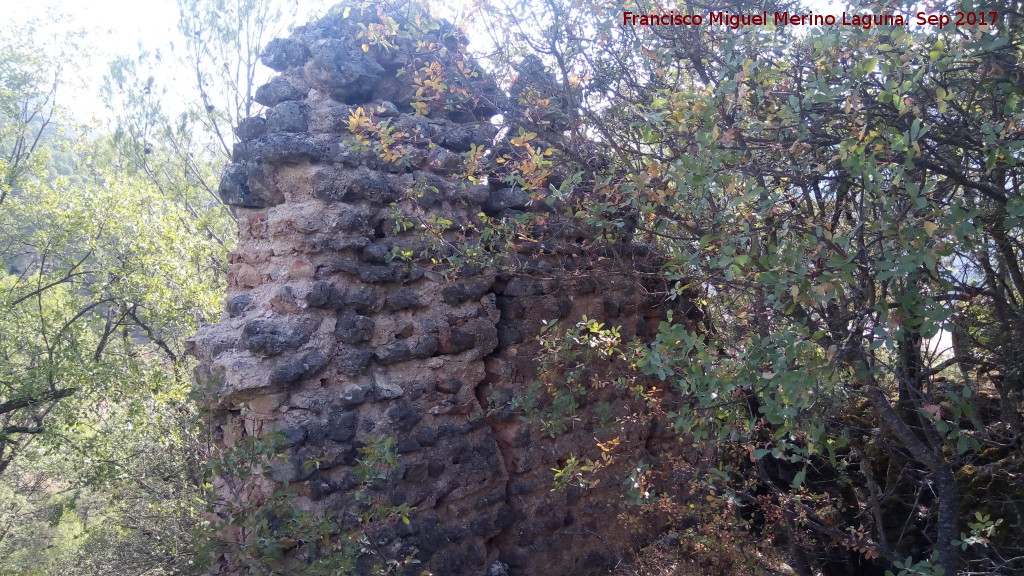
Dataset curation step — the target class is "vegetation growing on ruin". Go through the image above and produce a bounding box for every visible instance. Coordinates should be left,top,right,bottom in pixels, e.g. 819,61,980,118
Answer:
2,0,1023,574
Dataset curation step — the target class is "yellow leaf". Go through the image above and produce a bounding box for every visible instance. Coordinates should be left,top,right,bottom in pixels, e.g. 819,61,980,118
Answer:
923,220,938,236
361,44,369,52
510,131,537,147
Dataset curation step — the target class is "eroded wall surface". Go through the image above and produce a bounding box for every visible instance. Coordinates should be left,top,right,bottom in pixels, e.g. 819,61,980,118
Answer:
188,6,698,575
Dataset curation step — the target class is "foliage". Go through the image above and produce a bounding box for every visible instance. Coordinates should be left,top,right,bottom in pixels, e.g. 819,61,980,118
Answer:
513,317,626,438
0,3,248,573
0,381,208,575
0,113,223,573
176,0,299,157
3,0,1023,574
0,29,55,208
204,432,417,576
473,0,1024,574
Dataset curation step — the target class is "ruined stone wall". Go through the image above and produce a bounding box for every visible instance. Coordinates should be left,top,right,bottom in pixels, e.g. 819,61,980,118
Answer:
188,5,698,575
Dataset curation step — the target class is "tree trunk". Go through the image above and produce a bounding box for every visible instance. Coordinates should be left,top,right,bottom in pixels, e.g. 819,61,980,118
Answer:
865,382,959,575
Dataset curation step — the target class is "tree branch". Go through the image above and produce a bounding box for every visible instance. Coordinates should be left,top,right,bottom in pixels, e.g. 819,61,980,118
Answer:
0,387,78,416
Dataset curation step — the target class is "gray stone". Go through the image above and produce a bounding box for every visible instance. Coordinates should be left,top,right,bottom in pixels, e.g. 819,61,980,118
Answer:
335,208,370,232
436,378,462,394
226,293,253,317
336,345,372,377
255,76,308,107
385,401,421,432
313,167,393,203
219,162,283,208
403,461,429,482
475,488,507,509
395,438,420,453
232,133,324,165
260,37,310,71
441,330,475,355
373,379,404,400
392,171,447,208
371,100,400,117
269,350,328,385
241,318,316,356
308,283,380,313
411,334,438,358
361,241,394,263
495,504,516,528
440,280,490,305
496,322,523,347
374,340,411,365
339,384,369,407
234,117,266,141
308,101,353,134
327,410,357,442
266,101,308,133
428,459,445,477
438,123,497,153
416,427,441,446
309,478,334,500
424,146,464,175
258,133,324,164
278,425,308,447
325,260,407,284
503,277,535,297
306,281,345,309
442,284,472,305
392,114,434,140
509,479,536,496
482,187,530,215
344,287,380,313
386,287,423,311
305,39,384,101
335,311,374,344
324,234,371,252
324,137,377,166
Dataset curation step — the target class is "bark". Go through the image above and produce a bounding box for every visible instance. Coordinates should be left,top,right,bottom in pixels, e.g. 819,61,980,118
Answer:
865,382,959,575
0,387,77,416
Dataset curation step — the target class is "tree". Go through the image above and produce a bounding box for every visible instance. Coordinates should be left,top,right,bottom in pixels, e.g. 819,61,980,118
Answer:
0,17,225,575
0,27,57,209
1,1,315,573
0,26,87,475
474,0,1023,574
177,0,301,158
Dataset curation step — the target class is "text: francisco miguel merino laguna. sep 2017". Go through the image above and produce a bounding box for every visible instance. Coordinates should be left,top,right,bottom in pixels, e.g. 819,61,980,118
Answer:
621,9,1001,30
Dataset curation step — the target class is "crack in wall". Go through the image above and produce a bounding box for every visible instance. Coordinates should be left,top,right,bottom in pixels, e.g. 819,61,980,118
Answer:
475,297,518,570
